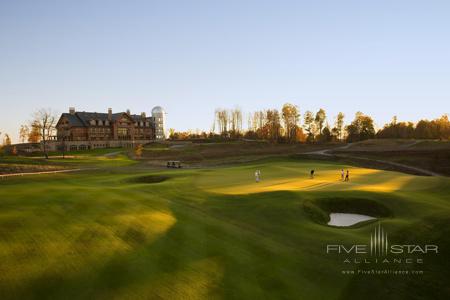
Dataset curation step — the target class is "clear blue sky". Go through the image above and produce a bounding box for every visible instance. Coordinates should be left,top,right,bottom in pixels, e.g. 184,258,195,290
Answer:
1,0,449,142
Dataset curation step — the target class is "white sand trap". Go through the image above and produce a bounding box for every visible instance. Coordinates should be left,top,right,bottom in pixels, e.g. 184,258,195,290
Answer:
328,213,375,227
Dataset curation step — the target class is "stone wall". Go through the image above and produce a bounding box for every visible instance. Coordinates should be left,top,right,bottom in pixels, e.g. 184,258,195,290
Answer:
46,140,153,151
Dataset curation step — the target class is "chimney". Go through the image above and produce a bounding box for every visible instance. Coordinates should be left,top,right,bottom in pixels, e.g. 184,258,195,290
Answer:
108,108,112,120
69,107,75,115
126,109,130,115
141,112,146,118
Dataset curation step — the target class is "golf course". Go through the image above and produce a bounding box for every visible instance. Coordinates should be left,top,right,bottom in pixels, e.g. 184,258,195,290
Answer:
0,144,449,299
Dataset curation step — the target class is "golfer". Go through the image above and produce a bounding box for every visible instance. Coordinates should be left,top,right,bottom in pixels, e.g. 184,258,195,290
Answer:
345,170,349,182
255,170,261,183
341,169,345,181
310,169,315,179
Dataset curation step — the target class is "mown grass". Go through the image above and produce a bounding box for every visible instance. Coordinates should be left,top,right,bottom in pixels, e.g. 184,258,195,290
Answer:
0,157,449,299
0,148,134,172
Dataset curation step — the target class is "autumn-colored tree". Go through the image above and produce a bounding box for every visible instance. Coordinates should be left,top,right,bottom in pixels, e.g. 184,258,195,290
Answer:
263,109,282,142
282,103,300,142
346,112,375,142
168,128,176,140
303,111,315,142
294,125,307,142
430,115,450,140
375,115,450,140
435,114,450,140
377,116,414,139
414,120,432,139
134,144,144,158
28,121,41,143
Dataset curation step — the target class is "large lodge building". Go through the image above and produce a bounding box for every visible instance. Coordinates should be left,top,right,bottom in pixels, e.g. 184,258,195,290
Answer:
54,106,166,151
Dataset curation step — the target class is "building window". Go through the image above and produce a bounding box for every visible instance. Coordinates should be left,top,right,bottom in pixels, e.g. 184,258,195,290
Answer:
118,127,128,136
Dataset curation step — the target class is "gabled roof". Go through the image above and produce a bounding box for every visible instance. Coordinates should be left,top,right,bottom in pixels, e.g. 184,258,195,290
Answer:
58,113,85,127
57,111,153,127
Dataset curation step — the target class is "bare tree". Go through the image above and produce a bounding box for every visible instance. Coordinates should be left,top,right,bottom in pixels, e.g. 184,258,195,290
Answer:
250,110,266,138
251,112,259,132
32,109,57,159
3,133,11,146
229,108,243,136
19,125,30,143
215,109,229,135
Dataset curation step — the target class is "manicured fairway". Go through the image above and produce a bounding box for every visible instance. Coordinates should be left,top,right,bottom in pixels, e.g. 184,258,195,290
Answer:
0,158,449,299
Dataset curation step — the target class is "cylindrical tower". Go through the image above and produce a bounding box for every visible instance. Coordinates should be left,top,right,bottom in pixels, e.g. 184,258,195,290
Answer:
152,106,166,140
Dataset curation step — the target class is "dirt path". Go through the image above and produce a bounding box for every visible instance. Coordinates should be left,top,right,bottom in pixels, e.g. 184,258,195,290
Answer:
304,143,351,156
304,144,440,177
103,151,122,158
0,168,86,179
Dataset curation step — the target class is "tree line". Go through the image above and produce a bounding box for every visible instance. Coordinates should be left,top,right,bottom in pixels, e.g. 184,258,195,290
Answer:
377,115,449,140
211,105,350,143
1,105,449,155
169,103,449,142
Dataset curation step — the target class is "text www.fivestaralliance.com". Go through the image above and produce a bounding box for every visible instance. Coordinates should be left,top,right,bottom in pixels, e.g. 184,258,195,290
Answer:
341,269,424,275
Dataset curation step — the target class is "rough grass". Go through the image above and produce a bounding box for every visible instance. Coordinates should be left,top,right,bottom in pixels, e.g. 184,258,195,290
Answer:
332,139,450,175
0,156,449,299
141,141,336,167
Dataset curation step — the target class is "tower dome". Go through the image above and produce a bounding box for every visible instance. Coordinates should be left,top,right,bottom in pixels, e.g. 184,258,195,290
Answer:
151,106,166,140
152,106,165,114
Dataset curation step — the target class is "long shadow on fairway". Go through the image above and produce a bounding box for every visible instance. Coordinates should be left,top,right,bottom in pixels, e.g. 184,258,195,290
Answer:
126,174,171,184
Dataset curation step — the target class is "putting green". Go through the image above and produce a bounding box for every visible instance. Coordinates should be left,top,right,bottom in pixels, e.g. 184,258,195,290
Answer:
0,158,449,299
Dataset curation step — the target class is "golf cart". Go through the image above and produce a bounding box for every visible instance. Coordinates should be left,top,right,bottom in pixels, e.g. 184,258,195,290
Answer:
167,161,182,168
